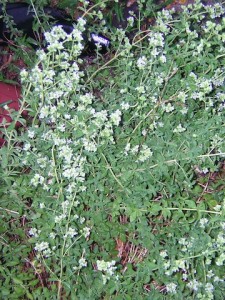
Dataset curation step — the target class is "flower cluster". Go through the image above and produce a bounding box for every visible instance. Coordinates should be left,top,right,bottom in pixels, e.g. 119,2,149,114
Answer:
124,143,153,163
19,22,95,287
159,219,225,298
96,260,117,284
34,242,52,257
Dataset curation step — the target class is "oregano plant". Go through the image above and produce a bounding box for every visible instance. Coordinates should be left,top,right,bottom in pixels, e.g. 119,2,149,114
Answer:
0,0,225,299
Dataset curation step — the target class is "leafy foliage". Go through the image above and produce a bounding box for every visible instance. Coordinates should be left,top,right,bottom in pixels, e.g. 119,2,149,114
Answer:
0,0,225,299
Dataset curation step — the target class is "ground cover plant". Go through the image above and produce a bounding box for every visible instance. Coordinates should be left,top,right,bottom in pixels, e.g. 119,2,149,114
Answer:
0,0,225,299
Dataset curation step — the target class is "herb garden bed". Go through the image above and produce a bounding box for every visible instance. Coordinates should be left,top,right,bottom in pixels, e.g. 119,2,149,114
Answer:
0,1,225,299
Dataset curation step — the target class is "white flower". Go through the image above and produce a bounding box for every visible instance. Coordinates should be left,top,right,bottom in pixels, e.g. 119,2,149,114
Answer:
55,214,67,223
37,157,48,169
163,103,174,113
57,124,66,132
20,69,28,80
121,102,130,110
77,18,86,31
220,222,225,230
160,250,168,258
151,48,160,57
65,113,71,120
64,227,78,238
216,232,225,245
80,217,85,224
166,282,177,294
199,218,208,228
92,110,108,127
142,129,147,136
61,200,70,213
78,258,87,268
182,273,188,281
131,145,139,154
155,76,164,86
34,241,50,252
120,88,127,94
159,55,166,63
180,107,188,115
205,283,214,293
179,238,188,245
135,86,145,94
23,143,31,151
40,203,45,209
189,72,197,80
49,232,56,239
28,130,35,139
136,145,153,162
82,138,97,152
127,16,134,27
58,145,73,163
137,56,147,69
100,126,113,140
163,261,171,270
36,49,47,61
110,110,122,126
48,41,64,52
207,270,214,279
30,174,45,187
82,227,91,238
177,91,187,103
124,143,131,156
39,106,49,119
62,163,85,181
149,32,164,47
97,260,117,276
28,228,40,237
187,279,202,291
79,186,86,192
202,168,209,174
45,25,67,44
80,93,93,105
71,28,83,43
175,259,186,270
150,96,158,103
214,276,223,282
198,79,213,94
173,124,186,133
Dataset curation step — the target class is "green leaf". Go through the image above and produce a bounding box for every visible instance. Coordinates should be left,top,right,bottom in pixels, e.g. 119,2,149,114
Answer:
28,279,40,286
150,204,162,215
6,261,20,267
130,211,137,222
1,287,11,296
12,277,23,285
206,199,218,209
26,291,34,300
185,200,197,209
0,100,13,108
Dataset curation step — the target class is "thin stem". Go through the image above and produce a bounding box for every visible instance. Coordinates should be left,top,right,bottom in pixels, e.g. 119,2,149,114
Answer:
86,31,151,83
100,152,124,189
0,207,19,214
146,153,225,170
81,0,108,18
166,208,222,215
58,187,78,298
51,146,60,184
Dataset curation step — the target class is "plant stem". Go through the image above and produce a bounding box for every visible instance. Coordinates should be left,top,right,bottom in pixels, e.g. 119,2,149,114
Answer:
166,207,222,215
